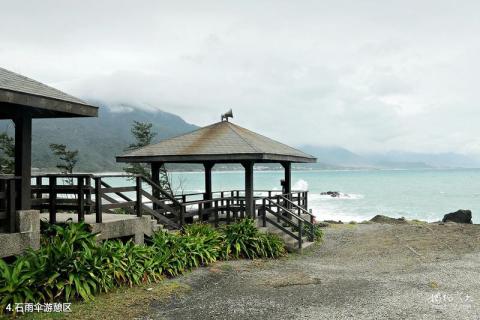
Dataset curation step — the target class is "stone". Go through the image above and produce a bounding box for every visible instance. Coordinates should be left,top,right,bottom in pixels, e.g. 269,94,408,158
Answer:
442,210,472,224
320,191,341,197
370,215,407,224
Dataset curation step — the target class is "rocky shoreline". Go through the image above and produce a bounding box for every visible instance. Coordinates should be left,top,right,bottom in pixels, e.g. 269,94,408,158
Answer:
318,190,475,225
319,209,474,227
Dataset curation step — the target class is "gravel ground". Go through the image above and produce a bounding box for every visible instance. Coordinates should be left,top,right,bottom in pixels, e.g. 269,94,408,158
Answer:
146,223,480,320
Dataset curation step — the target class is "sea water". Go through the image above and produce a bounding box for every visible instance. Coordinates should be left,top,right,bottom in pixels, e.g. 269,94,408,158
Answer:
105,168,480,223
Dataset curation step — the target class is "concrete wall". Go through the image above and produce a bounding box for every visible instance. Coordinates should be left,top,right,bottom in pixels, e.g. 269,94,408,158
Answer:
0,212,158,258
91,216,154,244
0,210,40,258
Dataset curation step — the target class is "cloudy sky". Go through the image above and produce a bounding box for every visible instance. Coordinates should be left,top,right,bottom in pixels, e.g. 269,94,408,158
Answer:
1,0,479,154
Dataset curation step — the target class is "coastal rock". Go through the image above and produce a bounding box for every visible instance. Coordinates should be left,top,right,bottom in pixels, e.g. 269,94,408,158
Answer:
323,220,343,224
321,191,341,197
442,210,472,224
370,215,407,224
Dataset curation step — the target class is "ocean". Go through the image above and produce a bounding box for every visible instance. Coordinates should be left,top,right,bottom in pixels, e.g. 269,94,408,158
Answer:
105,168,480,223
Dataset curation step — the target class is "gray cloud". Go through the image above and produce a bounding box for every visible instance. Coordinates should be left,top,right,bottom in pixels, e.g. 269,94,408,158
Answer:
1,0,480,154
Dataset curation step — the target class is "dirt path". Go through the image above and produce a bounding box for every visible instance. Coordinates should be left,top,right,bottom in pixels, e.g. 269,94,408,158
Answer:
146,223,480,320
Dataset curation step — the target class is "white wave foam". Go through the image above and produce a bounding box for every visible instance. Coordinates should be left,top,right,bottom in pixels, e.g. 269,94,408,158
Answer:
292,179,309,191
308,204,371,222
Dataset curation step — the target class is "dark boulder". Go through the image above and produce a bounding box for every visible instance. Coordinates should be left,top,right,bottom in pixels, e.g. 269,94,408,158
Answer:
321,191,341,197
442,210,472,224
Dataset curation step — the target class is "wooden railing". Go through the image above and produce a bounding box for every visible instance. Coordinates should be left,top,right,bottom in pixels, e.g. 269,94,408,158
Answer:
140,176,182,229
278,194,315,224
31,174,93,224
0,176,19,233
259,196,315,248
92,174,142,223
27,174,312,244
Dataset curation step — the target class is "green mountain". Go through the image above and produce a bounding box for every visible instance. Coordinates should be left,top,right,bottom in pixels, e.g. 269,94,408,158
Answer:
0,102,198,172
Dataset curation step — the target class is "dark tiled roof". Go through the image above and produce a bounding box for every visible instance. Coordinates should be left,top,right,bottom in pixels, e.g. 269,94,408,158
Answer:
118,121,316,163
0,67,88,105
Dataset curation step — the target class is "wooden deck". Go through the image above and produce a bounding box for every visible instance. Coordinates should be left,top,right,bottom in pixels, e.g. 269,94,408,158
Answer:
1,173,315,249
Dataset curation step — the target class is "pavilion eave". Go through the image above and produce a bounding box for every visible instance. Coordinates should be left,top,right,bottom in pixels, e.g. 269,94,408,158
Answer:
116,153,317,164
0,89,98,118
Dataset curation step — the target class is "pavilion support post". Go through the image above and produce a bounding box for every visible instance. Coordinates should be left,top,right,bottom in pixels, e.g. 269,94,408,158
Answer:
203,162,214,220
151,162,161,210
281,162,292,211
14,113,32,210
242,161,255,218
281,162,292,194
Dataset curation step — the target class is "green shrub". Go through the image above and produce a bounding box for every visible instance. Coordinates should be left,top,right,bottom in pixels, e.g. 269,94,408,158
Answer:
150,231,186,276
258,233,286,258
150,226,221,276
0,257,42,314
222,219,285,259
32,222,107,302
99,240,161,287
313,224,324,242
183,223,226,260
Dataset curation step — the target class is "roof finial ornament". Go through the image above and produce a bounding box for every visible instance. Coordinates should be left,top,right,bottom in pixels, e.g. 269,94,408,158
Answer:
221,109,233,122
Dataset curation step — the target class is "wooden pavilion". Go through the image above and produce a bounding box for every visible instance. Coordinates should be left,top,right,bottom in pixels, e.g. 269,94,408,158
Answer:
116,118,316,218
0,67,98,232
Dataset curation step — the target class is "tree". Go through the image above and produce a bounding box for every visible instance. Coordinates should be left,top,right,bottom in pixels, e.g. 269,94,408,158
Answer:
49,143,79,175
124,121,173,194
0,132,15,174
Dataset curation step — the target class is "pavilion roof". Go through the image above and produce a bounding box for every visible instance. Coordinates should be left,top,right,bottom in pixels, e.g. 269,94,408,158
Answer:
0,67,97,118
117,120,316,163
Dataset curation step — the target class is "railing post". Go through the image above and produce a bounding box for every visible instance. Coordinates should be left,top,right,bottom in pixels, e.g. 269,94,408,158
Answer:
86,176,92,214
298,220,303,249
136,176,142,217
226,199,231,224
49,176,56,224
8,179,16,232
220,191,224,214
276,195,281,223
35,176,42,199
309,209,314,224
179,205,185,227
94,177,102,223
262,198,266,227
78,177,85,222
214,200,219,227
304,191,308,210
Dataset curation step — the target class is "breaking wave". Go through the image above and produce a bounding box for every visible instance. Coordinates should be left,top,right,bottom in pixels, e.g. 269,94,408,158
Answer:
292,179,309,191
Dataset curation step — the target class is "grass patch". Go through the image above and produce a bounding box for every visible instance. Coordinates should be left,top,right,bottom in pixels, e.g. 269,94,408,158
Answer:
409,219,429,225
218,263,234,272
329,223,357,230
20,281,190,320
429,281,439,289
